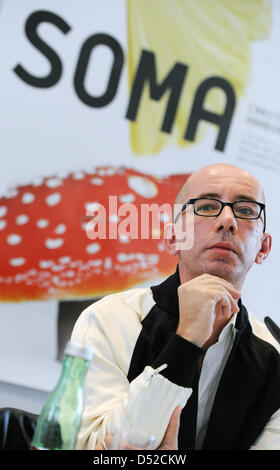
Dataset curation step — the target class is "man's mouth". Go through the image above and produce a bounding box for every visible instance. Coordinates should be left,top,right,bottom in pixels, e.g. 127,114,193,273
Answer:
207,243,238,255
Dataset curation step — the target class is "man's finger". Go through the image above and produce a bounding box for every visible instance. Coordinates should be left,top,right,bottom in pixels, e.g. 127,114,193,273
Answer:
104,434,113,449
95,444,105,450
159,406,182,450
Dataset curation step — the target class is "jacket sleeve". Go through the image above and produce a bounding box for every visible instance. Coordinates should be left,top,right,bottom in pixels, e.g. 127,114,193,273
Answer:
250,409,280,450
70,292,200,450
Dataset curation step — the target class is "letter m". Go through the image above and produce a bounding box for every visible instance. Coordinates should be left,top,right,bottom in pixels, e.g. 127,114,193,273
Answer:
126,50,187,134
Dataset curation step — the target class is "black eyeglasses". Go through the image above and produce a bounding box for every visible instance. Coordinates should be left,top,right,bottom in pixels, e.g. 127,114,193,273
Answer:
174,197,266,232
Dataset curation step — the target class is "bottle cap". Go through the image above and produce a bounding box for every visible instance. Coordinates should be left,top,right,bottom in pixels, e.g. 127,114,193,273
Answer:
65,341,94,361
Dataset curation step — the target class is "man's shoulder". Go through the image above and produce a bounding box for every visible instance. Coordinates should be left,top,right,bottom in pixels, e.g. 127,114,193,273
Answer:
83,286,156,323
250,314,280,355
71,287,157,355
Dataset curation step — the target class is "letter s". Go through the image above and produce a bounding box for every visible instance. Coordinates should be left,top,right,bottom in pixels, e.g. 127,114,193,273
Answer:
13,10,71,88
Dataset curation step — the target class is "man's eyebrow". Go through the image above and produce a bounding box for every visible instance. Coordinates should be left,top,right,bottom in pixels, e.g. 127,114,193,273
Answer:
234,194,258,202
196,193,258,202
197,193,220,199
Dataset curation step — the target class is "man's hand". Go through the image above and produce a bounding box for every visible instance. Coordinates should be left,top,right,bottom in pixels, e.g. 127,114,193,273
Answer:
157,405,182,450
95,406,182,451
177,274,241,347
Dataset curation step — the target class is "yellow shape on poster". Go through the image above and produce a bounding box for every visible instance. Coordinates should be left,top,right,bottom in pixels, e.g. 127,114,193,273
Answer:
126,0,272,154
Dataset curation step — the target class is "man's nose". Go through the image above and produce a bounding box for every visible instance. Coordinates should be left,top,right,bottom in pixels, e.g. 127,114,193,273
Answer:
215,205,238,233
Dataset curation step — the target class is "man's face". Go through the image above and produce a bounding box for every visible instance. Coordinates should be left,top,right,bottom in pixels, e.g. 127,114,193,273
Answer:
174,165,271,289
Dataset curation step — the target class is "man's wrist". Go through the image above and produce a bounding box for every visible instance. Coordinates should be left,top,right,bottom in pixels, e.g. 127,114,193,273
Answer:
176,328,203,348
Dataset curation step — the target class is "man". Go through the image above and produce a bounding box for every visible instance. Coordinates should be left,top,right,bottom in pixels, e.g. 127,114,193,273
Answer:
71,163,280,450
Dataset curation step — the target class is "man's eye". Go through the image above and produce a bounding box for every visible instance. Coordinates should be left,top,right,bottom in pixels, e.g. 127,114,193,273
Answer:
196,203,218,213
238,207,251,214
235,205,257,217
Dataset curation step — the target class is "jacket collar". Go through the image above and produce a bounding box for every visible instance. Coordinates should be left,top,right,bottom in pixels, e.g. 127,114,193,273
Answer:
151,265,248,332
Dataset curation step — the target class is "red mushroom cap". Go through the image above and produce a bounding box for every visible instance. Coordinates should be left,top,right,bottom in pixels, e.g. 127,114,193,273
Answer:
0,166,190,301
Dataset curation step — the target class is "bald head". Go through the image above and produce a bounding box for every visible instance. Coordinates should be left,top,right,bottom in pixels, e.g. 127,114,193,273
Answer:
174,163,265,209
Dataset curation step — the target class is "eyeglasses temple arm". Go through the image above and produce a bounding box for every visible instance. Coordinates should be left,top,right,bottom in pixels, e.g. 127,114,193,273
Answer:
263,207,266,233
174,202,188,223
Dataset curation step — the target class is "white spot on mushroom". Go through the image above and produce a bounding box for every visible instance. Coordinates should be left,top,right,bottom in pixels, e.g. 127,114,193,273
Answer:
84,166,96,175
97,168,116,176
70,260,81,268
46,178,63,188
37,219,49,228
119,234,130,243
86,242,100,254
5,189,18,199
16,214,29,225
59,280,67,287
85,202,100,214
64,270,75,278
119,194,135,203
148,254,159,265
7,234,22,245
86,221,95,234
0,220,6,230
52,276,60,286
128,176,158,198
59,256,71,264
88,259,102,267
45,238,64,249
45,193,61,206
90,177,103,185
159,212,170,222
22,192,35,204
9,257,26,267
72,171,84,180
54,223,66,235
104,257,112,269
32,177,44,187
14,273,26,282
39,260,54,269
0,206,7,217
117,253,129,263
109,214,119,223
51,265,64,272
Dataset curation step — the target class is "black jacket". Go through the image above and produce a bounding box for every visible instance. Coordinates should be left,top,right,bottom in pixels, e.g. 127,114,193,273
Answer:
127,268,280,449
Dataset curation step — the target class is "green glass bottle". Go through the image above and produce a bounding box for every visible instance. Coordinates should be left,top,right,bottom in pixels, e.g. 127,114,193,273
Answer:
31,341,93,450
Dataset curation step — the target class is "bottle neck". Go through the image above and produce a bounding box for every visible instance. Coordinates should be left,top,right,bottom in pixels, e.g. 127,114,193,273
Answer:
59,355,89,388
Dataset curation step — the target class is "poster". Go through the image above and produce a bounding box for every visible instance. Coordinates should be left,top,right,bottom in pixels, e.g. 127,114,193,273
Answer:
0,0,279,391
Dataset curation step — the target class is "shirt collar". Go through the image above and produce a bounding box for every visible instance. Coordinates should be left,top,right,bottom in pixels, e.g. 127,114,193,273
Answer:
218,312,237,343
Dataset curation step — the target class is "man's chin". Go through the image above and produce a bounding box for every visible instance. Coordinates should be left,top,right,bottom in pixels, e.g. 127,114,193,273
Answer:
202,260,238,281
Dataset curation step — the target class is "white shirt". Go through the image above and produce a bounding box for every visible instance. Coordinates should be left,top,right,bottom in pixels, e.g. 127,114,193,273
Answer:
196,314,237,448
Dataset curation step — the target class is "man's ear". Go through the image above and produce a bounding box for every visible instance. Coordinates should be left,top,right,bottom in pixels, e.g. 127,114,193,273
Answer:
163,223,180,256
255,233,272,265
